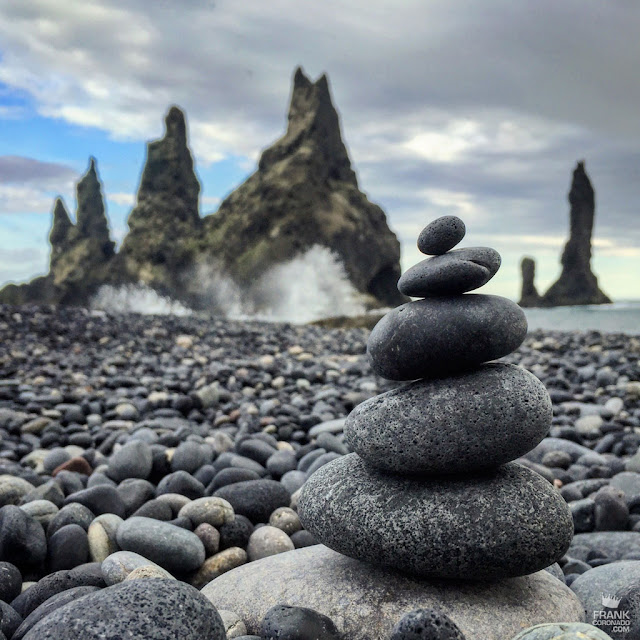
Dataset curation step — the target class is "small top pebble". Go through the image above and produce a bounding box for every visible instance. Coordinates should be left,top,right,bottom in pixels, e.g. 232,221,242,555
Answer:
417,216,466,255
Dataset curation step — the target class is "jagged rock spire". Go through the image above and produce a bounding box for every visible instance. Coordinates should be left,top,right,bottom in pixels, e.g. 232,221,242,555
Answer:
116,105,202,292
542,161,611,306
48,197,74,270
76,157,114,257
259,67,358,186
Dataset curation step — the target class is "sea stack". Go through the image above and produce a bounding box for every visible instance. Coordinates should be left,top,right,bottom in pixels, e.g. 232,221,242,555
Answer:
519,256,543,307
534,161,611,307
203,216,584,639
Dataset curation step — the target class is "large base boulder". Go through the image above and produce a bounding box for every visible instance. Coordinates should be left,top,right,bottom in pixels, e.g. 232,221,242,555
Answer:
201,545,584,640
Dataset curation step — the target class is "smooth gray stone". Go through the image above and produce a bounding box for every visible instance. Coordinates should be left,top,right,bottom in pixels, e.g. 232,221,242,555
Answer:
201,545,584,640
398,247,501,297
298,456,573,580
569,531,640,561
610,471,640,496
367,295,527,380
345,363,551,474
101,550,172,585
23,579,225,639
511,623,613,640
417,215,466,255
570,562,640,632
527,438,608,465
116,516,205,573
107,441,153,482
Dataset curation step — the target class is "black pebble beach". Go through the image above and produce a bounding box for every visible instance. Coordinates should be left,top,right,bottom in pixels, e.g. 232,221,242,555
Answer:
1,304,640,638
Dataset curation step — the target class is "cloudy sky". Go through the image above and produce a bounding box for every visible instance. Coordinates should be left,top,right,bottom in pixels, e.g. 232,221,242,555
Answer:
0,0,639,301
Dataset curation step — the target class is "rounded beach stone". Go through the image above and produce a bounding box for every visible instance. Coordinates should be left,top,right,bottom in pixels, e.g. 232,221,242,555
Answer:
87,513,122,563
0,505,47,571
390,608,465,640
201,545,584,640
22,579,225,640
345,363,551,474
116,516,205,574
125,565,175,581
19,500,59,527
367,295,527,380
0,599,23,638
213,480,290,524
511,623,613,639
102,550,170,585
218,609,247,639
246,526,294,561
107,441,153,482
269,507,302,535
63,485,126,518
11,586,100,640
417,216,466,255
47,524,89,571
178,497,235,528
298,455,573,580
191,547,248,589
398,247,501,297
262,605,340,640
0,560,22,602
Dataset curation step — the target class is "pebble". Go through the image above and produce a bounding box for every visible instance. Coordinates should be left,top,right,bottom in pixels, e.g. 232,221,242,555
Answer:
47,524,89,571
63,485,126,518
107,441,152,481
269,507,302,535
21,579,225,639
87,513,123,562
417,215,466,255
116,516,205,573
214,480,290,524
390,608,466,640
0,560,22,602
398,247,501,297
345,363,551,474
0,505,47,571
299,455,573,579
261,605,340,640
178,496,235,527
102,550,169,585
246,525,294,561
191,547,248,589
367,296,527,380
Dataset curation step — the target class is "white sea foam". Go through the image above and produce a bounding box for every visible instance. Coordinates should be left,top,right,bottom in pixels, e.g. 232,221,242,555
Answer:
91,284,193,316
89,245,368,323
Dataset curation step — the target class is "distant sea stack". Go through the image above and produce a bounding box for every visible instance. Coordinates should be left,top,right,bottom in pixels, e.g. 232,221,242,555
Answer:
518,257,542,307
0,158,115,306
519,161,611,308
201,67,405,307
0,68,404,311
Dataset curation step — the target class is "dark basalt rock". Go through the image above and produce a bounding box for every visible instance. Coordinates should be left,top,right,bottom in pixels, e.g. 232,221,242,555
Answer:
541,161,611,307
261,605,340,640
345,363,551,475
0,159,115,306
397,247,501,297
417,216,466,255
367,295,527,380
390,608,466,640
22,579,225,640
201,67,405,308
298,455,573,580
518,256,543,307
113,106,202,297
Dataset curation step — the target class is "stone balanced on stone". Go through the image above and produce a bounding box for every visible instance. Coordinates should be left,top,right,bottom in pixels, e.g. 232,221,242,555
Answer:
298,215,574,580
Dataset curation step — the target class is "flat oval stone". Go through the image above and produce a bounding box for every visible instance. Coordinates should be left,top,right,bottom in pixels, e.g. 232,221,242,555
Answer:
298,455,573,580
23,579,225,640
367,295,527,380
345,363,551,474
398,247,501,297
116,516,205,573
417,216,466,255
202,545,584,640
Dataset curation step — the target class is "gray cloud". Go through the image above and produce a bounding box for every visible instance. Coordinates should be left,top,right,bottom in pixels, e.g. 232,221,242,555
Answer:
0,156,76,184
0,0,638,295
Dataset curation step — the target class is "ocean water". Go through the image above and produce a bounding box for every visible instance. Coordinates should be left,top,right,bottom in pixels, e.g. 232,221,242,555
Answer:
523,300,640,334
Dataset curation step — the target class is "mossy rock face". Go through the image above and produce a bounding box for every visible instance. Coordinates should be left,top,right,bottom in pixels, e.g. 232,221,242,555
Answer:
511,622,612,640
201,68,405,308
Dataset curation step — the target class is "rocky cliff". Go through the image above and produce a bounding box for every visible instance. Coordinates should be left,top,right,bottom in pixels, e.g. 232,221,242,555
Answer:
200,67,405,308
520,161,611,308
0,69,404,312
113,106,202,296
0,158,115,305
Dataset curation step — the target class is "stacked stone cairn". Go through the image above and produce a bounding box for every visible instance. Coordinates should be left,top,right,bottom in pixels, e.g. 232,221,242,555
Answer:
299,215,574,580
